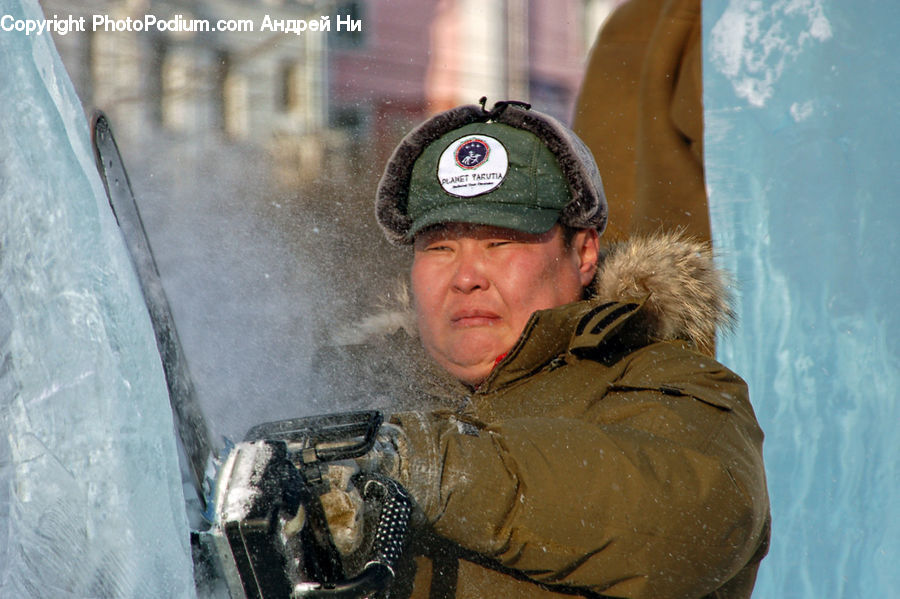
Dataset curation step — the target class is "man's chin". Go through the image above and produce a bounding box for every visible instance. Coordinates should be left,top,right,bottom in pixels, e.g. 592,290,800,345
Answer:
437,348,508,385
421,331,514,384
443,362,493,387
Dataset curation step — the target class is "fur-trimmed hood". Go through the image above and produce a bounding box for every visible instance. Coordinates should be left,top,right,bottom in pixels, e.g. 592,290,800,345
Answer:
593,231,734,356
335,232,733,357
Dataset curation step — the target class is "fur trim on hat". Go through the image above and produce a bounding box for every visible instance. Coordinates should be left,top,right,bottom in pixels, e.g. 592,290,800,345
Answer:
375,101,608,245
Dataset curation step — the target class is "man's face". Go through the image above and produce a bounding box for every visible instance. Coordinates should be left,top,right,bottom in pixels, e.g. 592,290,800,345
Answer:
411,223,599,386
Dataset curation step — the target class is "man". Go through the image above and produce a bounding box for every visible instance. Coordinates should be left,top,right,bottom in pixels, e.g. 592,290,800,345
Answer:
313,100,769,598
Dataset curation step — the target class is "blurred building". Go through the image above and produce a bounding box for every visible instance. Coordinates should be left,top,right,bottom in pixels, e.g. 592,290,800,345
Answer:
426,0,587,118
328,0,621,163
44,0,620,185
325,0,435,161
44,0,334,184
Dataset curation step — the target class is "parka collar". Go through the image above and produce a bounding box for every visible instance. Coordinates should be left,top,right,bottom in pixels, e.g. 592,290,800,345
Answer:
475,297,649,393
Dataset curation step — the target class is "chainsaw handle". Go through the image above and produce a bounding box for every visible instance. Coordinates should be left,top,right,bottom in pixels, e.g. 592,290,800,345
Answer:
292,473,412,598
243,410,384,463
361,474,412,572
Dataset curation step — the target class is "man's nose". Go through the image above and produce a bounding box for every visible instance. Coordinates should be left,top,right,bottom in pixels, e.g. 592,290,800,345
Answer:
451,247,490,293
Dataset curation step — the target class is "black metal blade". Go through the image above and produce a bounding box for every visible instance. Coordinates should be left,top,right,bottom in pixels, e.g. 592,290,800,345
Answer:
91,111,214,514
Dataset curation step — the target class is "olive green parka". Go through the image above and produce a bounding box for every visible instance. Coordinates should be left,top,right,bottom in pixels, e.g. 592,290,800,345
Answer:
312,233,770,598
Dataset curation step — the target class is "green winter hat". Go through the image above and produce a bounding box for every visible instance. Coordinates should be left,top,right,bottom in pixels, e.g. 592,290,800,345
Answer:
405,121,571,237
376,100,608,245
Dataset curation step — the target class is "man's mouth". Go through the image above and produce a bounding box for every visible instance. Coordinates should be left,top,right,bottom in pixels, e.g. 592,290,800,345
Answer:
450,309,501,327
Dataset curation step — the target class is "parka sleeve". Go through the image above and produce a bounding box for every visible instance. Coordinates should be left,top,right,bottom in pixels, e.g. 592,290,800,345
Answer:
390,344,770,598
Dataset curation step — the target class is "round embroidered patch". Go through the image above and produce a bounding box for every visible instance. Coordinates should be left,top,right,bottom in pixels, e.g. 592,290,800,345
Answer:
437,135,509,197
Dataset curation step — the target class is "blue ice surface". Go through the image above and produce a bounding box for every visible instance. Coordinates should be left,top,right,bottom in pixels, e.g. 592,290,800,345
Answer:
703,2,899,597
0,0,196,596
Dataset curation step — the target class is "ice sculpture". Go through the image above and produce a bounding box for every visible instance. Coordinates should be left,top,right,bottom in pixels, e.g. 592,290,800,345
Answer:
0,0,196,596
704,2,899,596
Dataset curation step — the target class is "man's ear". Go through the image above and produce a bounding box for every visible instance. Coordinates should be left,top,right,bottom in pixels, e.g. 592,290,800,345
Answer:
573,228,600,287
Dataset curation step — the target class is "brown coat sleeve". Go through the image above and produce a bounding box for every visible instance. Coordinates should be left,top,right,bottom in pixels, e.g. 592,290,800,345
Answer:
392,343,769,598
573,0,710,243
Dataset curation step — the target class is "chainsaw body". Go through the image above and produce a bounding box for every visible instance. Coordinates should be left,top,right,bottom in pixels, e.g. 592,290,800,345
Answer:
198,411,411,599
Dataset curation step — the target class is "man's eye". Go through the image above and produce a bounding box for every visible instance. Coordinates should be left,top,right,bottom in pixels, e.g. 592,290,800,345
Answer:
488,240,513,248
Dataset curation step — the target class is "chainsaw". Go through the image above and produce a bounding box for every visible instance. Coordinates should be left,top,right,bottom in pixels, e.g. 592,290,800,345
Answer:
197,410,412,599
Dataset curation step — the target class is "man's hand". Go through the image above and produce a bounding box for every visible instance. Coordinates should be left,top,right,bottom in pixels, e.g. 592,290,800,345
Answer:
355,423,409,482
319,461,365,555
317,423,410,556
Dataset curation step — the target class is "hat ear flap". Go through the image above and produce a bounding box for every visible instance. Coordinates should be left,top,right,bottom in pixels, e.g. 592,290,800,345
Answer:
376,105,485,245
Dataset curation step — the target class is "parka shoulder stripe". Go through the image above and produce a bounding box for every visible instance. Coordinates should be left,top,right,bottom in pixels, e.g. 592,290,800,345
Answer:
573,301,618,336
569,300,645,357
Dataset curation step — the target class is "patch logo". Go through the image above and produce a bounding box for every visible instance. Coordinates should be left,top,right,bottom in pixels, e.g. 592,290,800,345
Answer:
437,135,509,198
455,138,490,169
